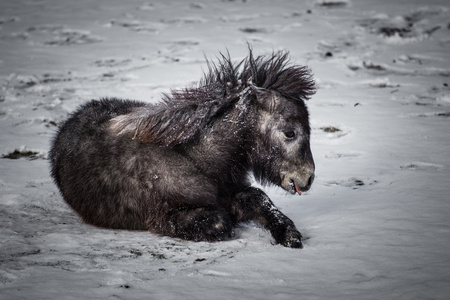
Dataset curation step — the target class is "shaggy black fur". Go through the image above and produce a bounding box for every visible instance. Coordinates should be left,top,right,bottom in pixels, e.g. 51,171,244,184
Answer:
50,48,316,248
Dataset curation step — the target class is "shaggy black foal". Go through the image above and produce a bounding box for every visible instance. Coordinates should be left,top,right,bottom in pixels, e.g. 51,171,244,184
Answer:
50,49,316,248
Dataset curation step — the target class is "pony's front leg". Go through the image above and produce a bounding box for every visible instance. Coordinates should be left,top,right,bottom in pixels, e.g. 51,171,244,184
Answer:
231,187,303,248
160,206,234,242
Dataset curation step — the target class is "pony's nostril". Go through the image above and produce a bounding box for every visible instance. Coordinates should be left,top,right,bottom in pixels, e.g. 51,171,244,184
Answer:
300,174,315,192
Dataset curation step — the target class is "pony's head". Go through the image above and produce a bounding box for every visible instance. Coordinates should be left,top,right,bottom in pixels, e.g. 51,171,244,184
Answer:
250,89,315,195
242,50,316,195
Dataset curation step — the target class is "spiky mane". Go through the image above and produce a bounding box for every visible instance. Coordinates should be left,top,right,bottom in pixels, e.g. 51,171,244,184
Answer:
109,48,316,146
201,49,316,102
165,48,316,107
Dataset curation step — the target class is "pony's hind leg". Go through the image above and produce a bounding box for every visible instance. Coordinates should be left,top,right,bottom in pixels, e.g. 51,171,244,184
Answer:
231,187,303,248
162,207,233,242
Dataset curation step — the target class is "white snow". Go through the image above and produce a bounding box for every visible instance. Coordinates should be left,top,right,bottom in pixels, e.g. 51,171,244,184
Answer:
1,0,450,299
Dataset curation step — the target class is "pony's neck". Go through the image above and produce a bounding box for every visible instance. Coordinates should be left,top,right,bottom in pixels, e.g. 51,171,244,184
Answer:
184,99,254,191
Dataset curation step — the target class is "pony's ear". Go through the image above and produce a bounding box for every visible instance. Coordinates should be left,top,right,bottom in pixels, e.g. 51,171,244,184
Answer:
251,87,277,112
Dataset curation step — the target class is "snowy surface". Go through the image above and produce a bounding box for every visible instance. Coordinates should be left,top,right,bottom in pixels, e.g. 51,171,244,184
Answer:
1,0,450,299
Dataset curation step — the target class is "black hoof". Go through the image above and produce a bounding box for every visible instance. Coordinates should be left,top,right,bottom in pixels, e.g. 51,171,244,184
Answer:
280,229,303,249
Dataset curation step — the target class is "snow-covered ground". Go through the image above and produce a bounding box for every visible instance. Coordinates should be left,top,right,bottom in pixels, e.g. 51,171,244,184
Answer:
1,0,450,299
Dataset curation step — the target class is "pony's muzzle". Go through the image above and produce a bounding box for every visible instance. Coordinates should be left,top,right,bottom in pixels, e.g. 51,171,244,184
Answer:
283,170,315,195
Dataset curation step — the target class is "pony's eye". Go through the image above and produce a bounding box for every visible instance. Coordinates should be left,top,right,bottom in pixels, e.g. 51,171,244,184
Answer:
284,131,296,139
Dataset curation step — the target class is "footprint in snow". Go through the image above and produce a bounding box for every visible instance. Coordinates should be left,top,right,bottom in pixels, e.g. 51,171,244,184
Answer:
6,72,76,90
348,60,450,77
108,19,164,33
325,152,361,159
400,162,444,171
325,177,378,189
315,0,349,8
25,24,103,46
314,126,350,139
93,58,132,68
404,111,450,118
358,6,447,42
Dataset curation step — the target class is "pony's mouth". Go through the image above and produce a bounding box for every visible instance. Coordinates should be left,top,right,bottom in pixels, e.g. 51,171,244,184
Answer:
288,180,302,196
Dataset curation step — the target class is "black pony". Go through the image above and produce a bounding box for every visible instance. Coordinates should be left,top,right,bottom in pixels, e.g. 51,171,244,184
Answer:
50,49,316,248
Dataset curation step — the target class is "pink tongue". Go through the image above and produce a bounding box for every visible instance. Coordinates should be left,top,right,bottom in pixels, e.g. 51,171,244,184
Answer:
293,182,302,196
